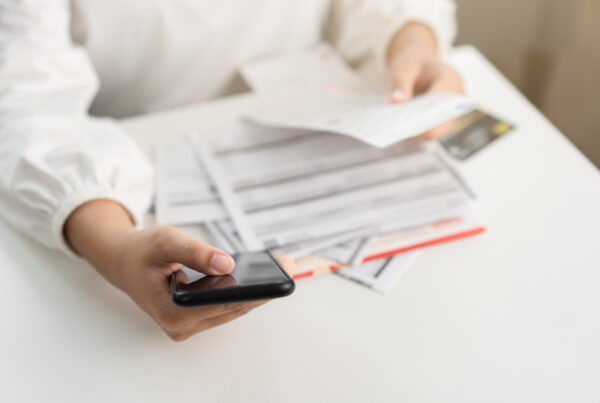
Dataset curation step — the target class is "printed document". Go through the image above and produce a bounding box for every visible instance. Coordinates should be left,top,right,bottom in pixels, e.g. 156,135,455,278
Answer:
246,92,475,148
192,130,475,252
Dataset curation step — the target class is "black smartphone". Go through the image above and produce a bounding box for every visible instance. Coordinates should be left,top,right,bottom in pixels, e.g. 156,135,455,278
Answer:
170,252,295,307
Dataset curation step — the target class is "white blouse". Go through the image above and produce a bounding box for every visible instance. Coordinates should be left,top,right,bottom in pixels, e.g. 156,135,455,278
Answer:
0,0,456,257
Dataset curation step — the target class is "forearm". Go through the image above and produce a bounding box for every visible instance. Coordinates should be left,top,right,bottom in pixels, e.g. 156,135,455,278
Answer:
64,200,135,286
387,22,438,64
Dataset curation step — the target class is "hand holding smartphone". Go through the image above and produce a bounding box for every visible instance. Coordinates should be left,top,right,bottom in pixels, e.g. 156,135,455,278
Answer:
171,252,295,307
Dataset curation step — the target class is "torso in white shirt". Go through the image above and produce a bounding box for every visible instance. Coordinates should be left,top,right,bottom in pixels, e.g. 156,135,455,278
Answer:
70,0,329,118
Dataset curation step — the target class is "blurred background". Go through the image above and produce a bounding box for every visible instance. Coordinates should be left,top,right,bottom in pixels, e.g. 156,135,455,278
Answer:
455,0,600,167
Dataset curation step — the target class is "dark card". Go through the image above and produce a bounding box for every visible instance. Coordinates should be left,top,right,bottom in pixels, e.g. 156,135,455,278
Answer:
440,109,513,160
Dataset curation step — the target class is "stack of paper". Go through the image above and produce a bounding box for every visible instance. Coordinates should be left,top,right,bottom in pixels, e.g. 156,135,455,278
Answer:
154,44,485,294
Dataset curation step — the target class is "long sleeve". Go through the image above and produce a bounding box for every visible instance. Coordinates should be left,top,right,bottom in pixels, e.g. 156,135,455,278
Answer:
0,0,153,258
325,0,457,74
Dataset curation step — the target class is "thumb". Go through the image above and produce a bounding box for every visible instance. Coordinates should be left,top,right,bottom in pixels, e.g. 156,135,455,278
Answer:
388,56,422,103
155,227,236,275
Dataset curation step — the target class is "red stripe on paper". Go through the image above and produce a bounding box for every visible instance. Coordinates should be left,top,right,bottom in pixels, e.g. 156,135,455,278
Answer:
362,226,486,263
291,227,486,280
292,265,345,280
293,271,314,280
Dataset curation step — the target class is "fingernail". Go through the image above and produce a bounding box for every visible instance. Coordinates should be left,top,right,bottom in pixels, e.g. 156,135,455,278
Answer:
390,89,405,102
211,253,235,273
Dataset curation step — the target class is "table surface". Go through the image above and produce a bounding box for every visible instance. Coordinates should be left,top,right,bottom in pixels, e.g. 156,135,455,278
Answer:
2,46,599,403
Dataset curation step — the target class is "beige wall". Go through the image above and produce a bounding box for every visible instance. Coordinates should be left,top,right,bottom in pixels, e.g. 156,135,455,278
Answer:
454,0,600,168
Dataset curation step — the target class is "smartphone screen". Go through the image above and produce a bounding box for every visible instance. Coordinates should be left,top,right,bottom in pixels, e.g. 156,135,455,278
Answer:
179,252,288,289
172,252,294,306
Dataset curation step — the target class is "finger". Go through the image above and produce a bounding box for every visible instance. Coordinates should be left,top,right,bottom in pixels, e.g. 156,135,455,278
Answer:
388,56,422,103
156,293,269,336
174,269,190,285
414,67,464,140
185,301,270,338
277,254,297,276
190,299,267,320
418,117,460,140
426,67,464,94
155,227,235,275
182,274,238,292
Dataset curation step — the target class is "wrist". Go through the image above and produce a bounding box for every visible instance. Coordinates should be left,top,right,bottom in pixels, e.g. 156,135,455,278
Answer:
387,22,438,65
64,200,136,283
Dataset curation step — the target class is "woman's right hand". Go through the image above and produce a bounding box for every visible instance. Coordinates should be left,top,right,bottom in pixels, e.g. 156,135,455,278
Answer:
64,200,295,341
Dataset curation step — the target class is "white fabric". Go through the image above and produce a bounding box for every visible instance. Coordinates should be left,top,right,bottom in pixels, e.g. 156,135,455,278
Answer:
0,0,456,258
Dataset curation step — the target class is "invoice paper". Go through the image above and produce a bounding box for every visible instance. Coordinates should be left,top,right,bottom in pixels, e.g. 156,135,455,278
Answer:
208,209,483,271
240,42,475,148
155,122,312,225
155,141,226,225
192,130,476,252
335,252,419,294
246,91,475,148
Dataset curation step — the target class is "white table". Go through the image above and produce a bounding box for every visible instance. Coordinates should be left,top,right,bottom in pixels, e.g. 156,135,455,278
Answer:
2,46,599,403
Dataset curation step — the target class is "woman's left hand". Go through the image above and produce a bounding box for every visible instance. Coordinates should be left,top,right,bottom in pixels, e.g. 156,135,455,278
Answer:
386,23,464,139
